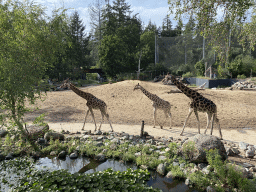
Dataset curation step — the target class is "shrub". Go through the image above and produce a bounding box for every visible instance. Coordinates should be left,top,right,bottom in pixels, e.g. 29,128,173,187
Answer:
195,60,205,76
237,74,246,79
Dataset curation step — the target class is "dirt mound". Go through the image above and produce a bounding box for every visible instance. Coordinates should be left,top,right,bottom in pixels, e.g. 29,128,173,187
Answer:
25,80,256,131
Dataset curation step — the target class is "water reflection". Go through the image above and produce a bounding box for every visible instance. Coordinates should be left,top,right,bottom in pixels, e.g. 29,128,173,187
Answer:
35,157,198,192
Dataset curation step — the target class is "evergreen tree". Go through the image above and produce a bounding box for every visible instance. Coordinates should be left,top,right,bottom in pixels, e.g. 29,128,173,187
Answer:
67,11,91,70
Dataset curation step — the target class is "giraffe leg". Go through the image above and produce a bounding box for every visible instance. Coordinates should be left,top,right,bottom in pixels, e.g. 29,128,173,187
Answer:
194,110,200,134
82,109,90,131
105,112,114,132
213,114,222,139
153,107,157,128
98,110,105,131
89,108,97,132
165,110,172,129
180,108,193,136
204,113,212,134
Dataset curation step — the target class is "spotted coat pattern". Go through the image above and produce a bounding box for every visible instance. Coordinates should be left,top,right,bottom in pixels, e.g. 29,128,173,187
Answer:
162,74,222,139
60,79,113,132
133,83,172,129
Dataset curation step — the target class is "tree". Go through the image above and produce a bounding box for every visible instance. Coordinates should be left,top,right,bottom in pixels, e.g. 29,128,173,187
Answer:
88,0,105,66
161,14,175,37
99,35,128,77
67,11,90,70
168,0,254,63
0,0,69,150
99,0,142,76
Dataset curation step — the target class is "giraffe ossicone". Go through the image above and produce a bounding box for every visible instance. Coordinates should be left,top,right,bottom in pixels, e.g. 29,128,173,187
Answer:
162,74,222,139
133,83,172,129
60,79,113,132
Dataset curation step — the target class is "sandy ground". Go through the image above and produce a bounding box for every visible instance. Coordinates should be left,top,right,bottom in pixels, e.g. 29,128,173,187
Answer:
24,80,256,146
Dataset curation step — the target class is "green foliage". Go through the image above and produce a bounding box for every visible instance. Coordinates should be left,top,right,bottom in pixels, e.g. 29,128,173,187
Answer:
33,114,47,126
168,0,253,62
237,74,246,79
195,60,205,76
4,134,12,146
14,167,161,192
181,141,197,160
166,142,179,158
182,72,194,78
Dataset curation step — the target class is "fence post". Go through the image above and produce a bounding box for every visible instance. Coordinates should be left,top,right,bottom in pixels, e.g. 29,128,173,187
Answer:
140,121,144,138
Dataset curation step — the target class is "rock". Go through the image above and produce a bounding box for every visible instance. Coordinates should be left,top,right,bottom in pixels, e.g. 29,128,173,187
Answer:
83,130,91,135
31,151,41,159
166,171,174,178
70,152,78,159
44,132,64,141
225,147,236,156
0,129,8,137
95,142,104,147
158,156,167,160
94,130,102,135
112,138,120,144
58,151,66,158
129,135,134,140
83,135,91,140
173,162,179,167
181,134,227,163
96,136,103,141
157,163,166,175
249,167,256,172
206,186,216,192
246,150,255,158
134,152,141,156
26,124,49,140
94,153,106,162
239,142,248,151
231,147,240,155
185,178,190,185
0,153,5,161
5,153,14,160
36,138,46,145
50,151,58,156
202,167,210,175
198,163,208,170
140,165,148,170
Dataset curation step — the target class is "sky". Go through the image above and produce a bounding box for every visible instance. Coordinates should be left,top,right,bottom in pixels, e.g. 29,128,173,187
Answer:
33,0,177,35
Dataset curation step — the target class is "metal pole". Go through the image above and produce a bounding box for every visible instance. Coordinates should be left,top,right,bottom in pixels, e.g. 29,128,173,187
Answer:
203,36,205,60
155,34,156,66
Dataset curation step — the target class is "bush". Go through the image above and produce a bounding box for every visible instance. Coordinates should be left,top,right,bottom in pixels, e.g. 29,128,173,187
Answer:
237,74,246,79
195,60,205,76
182,72,194,78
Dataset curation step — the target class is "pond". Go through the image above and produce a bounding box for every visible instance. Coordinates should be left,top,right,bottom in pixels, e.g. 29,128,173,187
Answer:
34,156,197,192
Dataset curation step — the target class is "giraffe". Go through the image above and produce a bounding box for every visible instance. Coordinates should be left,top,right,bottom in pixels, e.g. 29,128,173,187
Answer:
133,83,172,129
60,79,113,132
162,74,222,139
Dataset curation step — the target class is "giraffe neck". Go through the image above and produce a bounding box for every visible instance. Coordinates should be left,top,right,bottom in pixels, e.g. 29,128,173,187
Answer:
170,76,201,99
69,83,93,100
139,86,158,101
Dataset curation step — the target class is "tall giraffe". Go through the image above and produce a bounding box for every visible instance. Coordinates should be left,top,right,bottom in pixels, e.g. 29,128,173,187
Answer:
60,79,113,132
162,74,222,139
133,83,172,129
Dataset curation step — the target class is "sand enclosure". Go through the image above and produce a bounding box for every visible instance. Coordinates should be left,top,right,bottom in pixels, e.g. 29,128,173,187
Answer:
24,80,256,144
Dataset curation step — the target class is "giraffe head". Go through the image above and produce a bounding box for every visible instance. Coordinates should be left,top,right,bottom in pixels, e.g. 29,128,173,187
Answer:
133,83,142,91
162,73,172,84
60,78,70,89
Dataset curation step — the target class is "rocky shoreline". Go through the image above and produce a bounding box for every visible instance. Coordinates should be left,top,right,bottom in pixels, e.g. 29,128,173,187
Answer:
1,125,256,191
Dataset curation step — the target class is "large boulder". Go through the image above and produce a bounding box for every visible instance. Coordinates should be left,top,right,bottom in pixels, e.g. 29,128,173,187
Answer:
181,134,227,163
26,124,49,140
